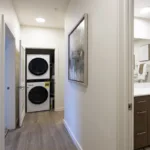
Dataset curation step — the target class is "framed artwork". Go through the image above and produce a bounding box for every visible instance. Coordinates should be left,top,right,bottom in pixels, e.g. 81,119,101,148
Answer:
68,14,88,86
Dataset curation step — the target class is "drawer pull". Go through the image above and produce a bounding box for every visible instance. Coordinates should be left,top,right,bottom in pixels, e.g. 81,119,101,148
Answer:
137,132,146,136
137,111,147,114
137,100,146,103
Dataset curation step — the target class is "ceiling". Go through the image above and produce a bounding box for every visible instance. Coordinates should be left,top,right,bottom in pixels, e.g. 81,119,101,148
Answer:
134,0,150,19
12,0,70,28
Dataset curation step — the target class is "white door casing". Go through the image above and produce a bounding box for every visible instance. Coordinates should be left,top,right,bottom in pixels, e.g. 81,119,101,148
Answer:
117,0,134,150
19,41,26,127
0,14,5,150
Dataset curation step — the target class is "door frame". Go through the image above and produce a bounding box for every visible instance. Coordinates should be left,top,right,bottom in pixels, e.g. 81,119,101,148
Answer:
19,40,26,127
0,14,5,150
117,0,134,150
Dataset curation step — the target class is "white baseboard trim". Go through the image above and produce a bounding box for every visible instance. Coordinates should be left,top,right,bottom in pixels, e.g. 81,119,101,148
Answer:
63,119,83,150
55,107,64,111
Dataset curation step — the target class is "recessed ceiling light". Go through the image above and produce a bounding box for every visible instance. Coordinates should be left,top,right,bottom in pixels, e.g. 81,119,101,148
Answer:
36,17,45,23
140,7,150,14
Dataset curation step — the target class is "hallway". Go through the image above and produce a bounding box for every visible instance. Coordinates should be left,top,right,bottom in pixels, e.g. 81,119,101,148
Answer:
5,111,77,150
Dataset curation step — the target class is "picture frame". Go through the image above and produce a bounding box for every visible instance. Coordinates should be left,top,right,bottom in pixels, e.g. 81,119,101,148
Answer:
68,14,88,86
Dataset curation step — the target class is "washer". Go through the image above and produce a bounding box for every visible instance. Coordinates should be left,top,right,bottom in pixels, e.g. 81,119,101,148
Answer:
27,82,50,112
27,54,50,80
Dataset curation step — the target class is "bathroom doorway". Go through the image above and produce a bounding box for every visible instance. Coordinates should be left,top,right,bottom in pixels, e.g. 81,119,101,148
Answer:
133,0,150,150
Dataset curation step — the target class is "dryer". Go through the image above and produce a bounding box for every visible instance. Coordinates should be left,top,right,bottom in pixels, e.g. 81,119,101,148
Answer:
27,54,50,80
27,81,50,112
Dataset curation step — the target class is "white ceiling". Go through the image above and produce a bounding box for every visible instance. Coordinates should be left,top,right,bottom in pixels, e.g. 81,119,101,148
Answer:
12,0,70,28
134,0,150,19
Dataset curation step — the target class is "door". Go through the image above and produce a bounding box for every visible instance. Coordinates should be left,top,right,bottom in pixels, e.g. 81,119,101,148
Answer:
5,24,16,130
29,57,48,76
28,86,48,104
27,54,50,80
0,14,5,150
19,41,25,127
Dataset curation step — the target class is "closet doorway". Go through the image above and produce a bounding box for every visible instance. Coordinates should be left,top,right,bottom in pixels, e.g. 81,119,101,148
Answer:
26,48,56,111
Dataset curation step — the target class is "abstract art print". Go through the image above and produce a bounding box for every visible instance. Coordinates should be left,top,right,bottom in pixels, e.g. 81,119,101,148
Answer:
68,14,88,86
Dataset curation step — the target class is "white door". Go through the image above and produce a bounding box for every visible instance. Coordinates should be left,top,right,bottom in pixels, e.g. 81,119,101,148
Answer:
5,24,16,130
19,41,26,127
0,14,5,150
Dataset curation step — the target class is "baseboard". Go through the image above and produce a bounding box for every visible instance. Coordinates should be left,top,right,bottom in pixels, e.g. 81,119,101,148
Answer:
19,111,26,127
63,119,83,150
55,107,64,111
16,117,19,128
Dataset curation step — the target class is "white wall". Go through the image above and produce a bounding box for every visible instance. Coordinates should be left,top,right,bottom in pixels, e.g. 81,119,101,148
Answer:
64,0,118,149
0,0,20,49
134,18,150,39
21,26,65,111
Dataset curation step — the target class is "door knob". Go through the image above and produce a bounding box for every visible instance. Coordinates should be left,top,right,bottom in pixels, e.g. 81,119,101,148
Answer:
18,86,25,89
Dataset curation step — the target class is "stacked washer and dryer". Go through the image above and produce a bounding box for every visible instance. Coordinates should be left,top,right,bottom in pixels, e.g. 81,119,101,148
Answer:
26,53,52,113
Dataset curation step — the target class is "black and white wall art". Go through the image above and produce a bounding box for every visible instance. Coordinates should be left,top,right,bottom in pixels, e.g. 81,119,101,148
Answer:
68,14,88,86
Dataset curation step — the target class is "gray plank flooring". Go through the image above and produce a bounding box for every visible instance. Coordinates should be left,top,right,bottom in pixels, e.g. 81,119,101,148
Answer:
5,111,77,150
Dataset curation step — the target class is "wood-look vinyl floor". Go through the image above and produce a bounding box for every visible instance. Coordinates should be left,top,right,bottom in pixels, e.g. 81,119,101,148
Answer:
5,111,77,150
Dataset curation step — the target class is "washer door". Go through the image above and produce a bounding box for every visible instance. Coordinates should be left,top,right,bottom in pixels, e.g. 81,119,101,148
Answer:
28,58,48,76
28,86,48,104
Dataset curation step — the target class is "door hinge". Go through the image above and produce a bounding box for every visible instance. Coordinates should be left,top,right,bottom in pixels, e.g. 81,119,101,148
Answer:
128,103,132,110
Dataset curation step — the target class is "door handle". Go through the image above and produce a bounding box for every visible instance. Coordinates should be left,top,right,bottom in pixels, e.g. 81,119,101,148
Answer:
137,111,147,114
137,100,146,103
18,86,25,89
137,132,146,136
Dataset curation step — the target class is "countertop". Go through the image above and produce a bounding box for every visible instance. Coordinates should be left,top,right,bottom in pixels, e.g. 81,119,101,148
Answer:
134,83,150,97
134,88,150,97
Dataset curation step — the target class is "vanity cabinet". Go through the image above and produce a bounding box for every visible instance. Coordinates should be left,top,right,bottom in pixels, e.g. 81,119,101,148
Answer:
134,96,148,149
134,96,150,149
148,99,150,145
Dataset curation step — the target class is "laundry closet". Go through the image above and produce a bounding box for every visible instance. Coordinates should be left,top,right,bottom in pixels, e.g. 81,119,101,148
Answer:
26,49,55,113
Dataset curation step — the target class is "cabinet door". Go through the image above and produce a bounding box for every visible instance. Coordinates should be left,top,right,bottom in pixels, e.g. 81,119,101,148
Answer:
147,97,150,145
134,97,148,149
134,111,148,149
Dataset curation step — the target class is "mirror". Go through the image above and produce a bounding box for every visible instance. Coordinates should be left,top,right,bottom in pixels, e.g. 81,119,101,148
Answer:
134,39,150,83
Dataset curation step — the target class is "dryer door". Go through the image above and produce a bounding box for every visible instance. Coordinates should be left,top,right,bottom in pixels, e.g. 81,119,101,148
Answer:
28,86,48,104
28,58,48,76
